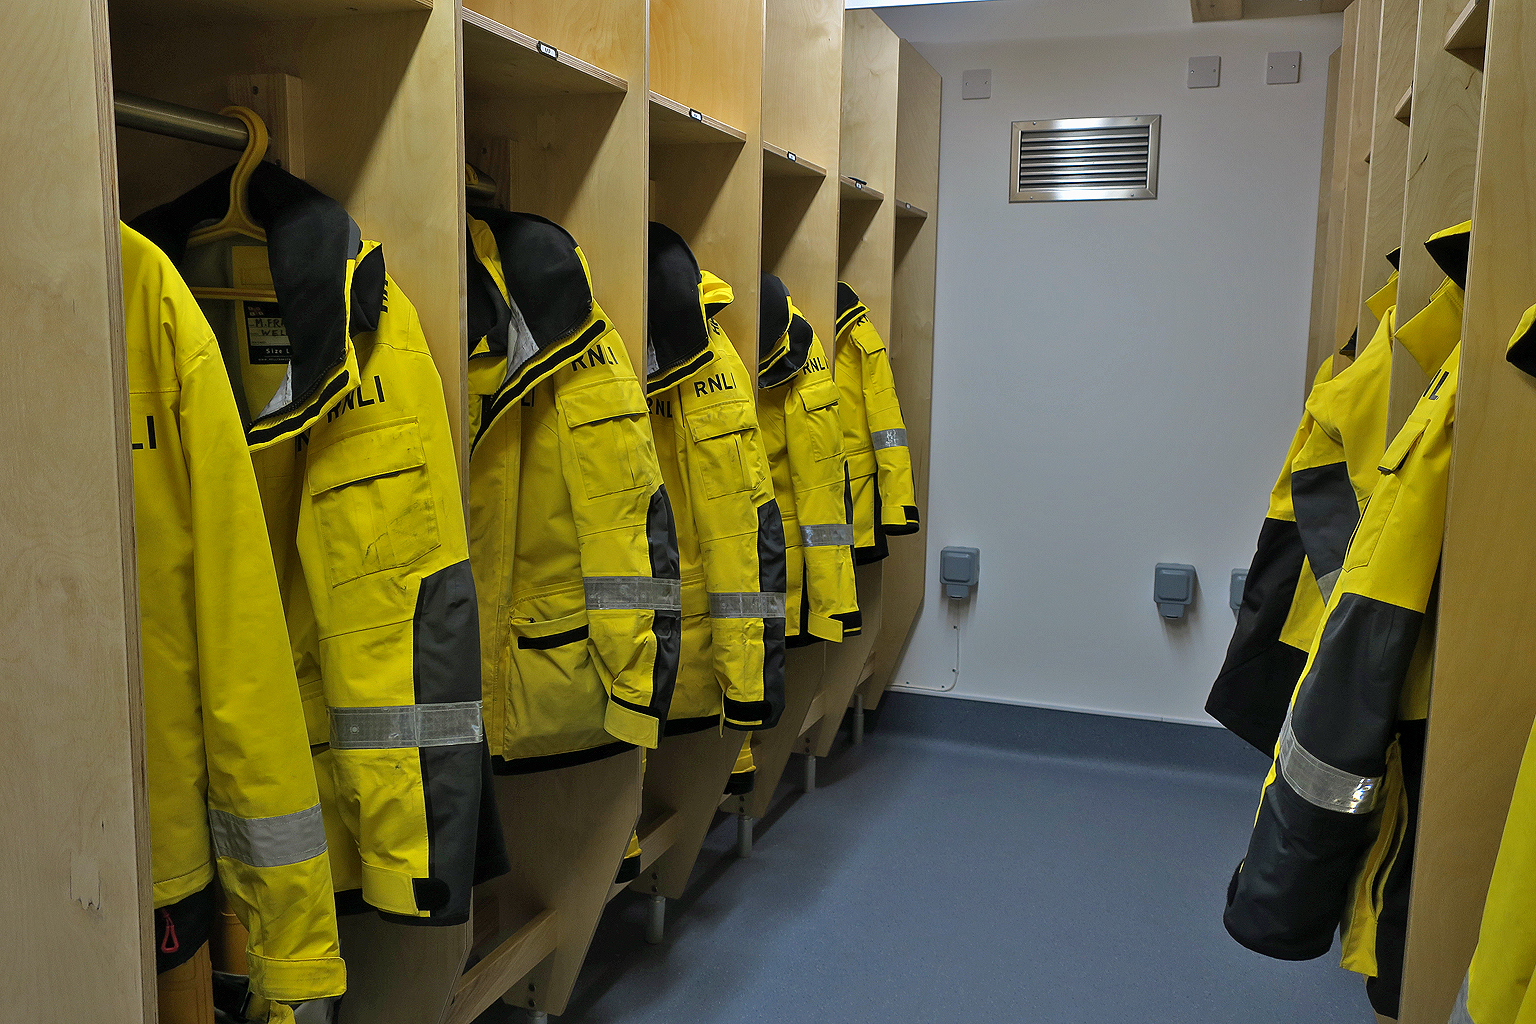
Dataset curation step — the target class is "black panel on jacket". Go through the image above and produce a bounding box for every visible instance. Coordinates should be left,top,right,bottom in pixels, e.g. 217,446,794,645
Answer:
1290,462,1358,582
1207,518,1308,753
1366,719,1427,1019
468,207,595,345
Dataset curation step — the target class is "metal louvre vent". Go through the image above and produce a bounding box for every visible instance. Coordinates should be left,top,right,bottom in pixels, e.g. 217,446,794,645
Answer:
1010,115,1161,202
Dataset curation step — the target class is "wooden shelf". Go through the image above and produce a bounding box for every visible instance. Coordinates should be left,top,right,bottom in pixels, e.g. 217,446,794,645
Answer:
649,92,747,145
462,9,626,98
110,0,428,20
1444,0,1488,63
894,198,929,219
763,141,827,178
1394,84,1413,126
839,174,884,202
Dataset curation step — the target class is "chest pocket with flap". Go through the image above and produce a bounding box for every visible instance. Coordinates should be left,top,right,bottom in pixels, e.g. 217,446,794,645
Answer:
308,417,441,587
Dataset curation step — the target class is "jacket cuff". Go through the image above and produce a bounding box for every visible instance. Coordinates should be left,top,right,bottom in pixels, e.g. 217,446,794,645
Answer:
723,696,775,730
605,700,662,748
880,504,920,533
805,611,845,643
244,950,347,1004
361,862,426,919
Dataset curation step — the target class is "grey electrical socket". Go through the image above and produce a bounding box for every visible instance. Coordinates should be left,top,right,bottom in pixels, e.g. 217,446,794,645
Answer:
940,546,980,599
1155,563,1197,619
1230,569,1248,614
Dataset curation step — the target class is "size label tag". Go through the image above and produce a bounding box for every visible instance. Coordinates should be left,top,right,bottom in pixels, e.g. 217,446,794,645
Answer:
244,301,291,364
537,41,558,59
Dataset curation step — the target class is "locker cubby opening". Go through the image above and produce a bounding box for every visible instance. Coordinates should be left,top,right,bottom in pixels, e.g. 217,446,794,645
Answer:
107,0,466,456
760,0,842,340
836,9,898,344
648,0,765,374
463,0,649,370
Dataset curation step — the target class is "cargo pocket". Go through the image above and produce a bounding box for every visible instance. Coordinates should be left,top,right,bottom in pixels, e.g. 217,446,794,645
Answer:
686,400,762,499
559,377,652,498
1344,417,1426,572
799,377,843,461
309,417,441,587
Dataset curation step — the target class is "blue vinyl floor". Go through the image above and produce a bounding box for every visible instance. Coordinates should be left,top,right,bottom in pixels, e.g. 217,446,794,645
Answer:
481,693,1368,1023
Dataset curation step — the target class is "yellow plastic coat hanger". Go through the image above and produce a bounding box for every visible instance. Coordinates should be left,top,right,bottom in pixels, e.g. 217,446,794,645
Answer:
189,105,277,302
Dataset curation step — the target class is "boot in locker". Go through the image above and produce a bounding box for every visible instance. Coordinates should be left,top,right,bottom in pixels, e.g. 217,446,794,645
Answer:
157,943,214,1024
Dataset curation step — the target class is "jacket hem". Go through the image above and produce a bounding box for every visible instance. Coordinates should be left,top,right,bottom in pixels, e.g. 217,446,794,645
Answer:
664,714,719,737
492,740,637,775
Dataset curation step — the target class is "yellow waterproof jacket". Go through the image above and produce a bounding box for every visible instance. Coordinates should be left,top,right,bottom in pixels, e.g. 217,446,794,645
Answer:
645,224,786,730
1224,225,1470,1019
834,282,919,564
120,224,344,1004
466,209,681,770
1446,305,1536,1024
759,274,860,646
134,163,504,930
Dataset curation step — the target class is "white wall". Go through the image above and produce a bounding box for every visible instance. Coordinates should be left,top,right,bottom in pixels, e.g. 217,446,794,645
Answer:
880,7,1344,724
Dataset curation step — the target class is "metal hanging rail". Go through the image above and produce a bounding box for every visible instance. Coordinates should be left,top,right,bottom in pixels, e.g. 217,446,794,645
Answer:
112,90,499,201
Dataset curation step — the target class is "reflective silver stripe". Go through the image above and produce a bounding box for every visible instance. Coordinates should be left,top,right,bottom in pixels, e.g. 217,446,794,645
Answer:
869,428,908,451
328,701,484,750
801,524,853,547
208,803,327,868
584,576,683,612
1315,568,1341,603
1277,711,1380,814
709,592,788,619
1448,973,1475,1024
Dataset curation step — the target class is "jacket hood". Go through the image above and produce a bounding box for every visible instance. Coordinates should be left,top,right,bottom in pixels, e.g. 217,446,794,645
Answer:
1340,327,1358,358
1424,221,1471,290
1506,304,1536,379
758,273,816,388
467,208,596,357
836,281,865,328
1385,247,1402,271
646,222,715,395
131,161,381,447
1365,271,1399,323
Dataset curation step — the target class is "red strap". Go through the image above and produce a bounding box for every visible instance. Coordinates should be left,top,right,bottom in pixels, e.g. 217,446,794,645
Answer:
158,909,179,954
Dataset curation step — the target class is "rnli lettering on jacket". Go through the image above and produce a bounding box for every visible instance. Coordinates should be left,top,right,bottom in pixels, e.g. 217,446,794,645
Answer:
834,282,919,565
120,224,345,1005
645,224,787,732
1209,267,1401,754
1455,312,1536,1024
758,274,860,646
466,209,681,771
1223,225,1469,1021
133,163,506,930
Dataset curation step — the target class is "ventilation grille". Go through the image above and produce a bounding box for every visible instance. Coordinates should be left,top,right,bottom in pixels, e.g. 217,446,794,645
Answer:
1010,115,1161,202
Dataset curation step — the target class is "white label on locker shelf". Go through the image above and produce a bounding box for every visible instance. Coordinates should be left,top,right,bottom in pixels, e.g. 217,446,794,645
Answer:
689,108,703,121
788,151,797,162
244,301,292,365
538,41,558,59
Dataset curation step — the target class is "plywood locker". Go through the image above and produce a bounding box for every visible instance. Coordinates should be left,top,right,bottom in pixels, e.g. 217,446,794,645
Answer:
738,0,845,829
860,39,939,716
451,2,650,1019
2,3,154,1021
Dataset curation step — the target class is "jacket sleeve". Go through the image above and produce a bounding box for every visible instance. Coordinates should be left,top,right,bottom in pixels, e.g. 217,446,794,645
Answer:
679,338,787,730
1207,362,1332,753
1223,346,1458,963
850,319,920,536
180,342,345,1002
786,341,860,642
556,320,681,748
1289,390,1357,602
302,286,495,927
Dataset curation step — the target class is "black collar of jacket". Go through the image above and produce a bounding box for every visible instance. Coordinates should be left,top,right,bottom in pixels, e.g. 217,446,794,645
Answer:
757,273,814,388
1508,307,1536,378
131,162,383,442
835,280,867,336
1424,225,1470,290
1385,247,1402,271
646,223,714,396
469,208,595,350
